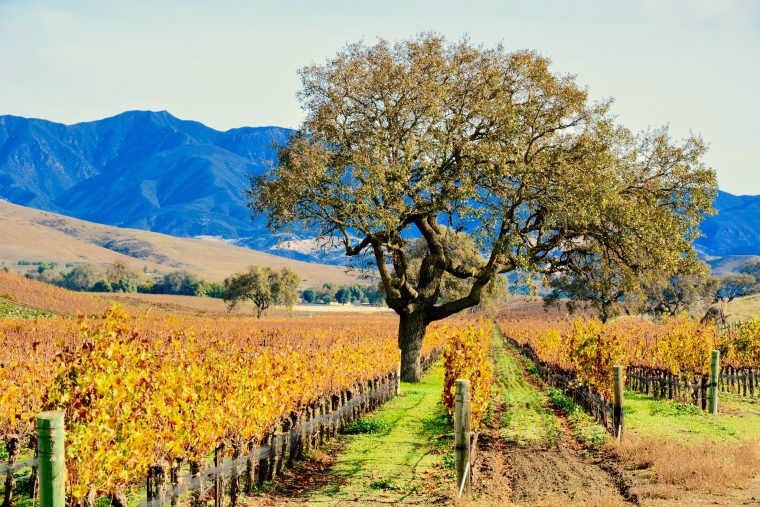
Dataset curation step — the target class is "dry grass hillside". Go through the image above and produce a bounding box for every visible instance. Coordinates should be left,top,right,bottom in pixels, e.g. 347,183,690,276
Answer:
723,293,760,323
0,200,361,286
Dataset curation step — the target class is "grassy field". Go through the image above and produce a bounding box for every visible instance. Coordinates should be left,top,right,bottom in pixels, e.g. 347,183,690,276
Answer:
724,293,760,323
624,390,760,442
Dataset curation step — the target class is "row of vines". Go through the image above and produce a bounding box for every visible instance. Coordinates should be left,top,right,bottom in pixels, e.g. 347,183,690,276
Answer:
440,321,493,430
498,315,760,401
0,305,446,502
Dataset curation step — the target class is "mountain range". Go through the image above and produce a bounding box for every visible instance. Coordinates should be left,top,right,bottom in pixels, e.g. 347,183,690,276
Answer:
0,111,312,257
1,110,758,264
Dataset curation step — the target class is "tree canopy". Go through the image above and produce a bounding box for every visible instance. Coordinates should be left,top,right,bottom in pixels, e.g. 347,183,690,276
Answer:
248,35,717,381
223,266,300,317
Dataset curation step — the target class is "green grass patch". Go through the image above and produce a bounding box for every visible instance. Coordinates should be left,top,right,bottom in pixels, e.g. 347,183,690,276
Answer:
0,298,52,318
624,389,760,443
343,418,391,435
491,328,561,446
547,388,608,451
307,362,451,503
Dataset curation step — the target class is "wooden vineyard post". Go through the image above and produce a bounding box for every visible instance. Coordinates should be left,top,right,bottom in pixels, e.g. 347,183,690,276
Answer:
396,349,402,396
710,350,720,415
612,366,624,440
170,459,181,507
37,411,65,507
454,379,471,497
244,442,255,494
214,444,225,507
3,434,19,507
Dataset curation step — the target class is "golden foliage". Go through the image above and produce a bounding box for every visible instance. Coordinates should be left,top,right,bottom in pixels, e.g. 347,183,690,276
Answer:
498,314,760,398
439,321,493,430
0,305,447,498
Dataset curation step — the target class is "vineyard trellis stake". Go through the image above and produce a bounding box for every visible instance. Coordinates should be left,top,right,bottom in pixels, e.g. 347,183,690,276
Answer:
37,411,65,507
710,350,720,415
454,379,471,497
612,365,624,441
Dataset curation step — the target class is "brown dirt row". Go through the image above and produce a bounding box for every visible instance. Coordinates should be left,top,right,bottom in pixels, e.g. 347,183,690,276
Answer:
471,334,637,507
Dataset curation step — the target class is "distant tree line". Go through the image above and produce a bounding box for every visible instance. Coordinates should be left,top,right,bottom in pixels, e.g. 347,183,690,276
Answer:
22,260,222,297
545,258,760,323
21,261,306,317
299,283,385,305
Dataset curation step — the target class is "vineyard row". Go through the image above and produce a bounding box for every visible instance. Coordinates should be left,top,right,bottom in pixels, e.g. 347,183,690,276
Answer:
498,329,617,434
626,365,759,407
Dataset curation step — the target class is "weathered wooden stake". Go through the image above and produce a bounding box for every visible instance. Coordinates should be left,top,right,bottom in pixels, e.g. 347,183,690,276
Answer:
454,379,471,496
244,441,255,494
710,350,720,415
214,444,225,507
189,461,204,507
37,411,65,507
612,365,624,440
170,458,181,507
155,464,168,507
3,435,20,507
396,349,402,396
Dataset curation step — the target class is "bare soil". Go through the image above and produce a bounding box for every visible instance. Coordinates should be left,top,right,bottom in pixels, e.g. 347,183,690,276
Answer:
473,331,635,507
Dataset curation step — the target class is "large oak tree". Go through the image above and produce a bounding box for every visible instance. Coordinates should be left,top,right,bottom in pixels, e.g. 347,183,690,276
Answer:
247,36,716,381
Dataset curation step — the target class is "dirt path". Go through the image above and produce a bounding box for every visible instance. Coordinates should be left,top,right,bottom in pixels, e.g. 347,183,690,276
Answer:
484,328,633,506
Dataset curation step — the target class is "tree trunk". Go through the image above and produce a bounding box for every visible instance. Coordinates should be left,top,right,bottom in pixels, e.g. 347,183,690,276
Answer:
398,312,427,382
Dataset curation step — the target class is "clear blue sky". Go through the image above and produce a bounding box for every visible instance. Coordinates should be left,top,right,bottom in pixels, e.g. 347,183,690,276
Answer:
1,0,758,193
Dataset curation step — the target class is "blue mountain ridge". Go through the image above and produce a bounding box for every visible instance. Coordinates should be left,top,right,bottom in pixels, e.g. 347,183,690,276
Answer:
0,110,757,264
0,110,309,257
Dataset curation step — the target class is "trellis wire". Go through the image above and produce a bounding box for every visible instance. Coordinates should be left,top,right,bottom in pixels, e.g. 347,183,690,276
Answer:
626,364,758,409
0,456,38,475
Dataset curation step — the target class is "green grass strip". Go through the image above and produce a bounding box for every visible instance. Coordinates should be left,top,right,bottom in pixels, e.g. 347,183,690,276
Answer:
491,326,561,446
306,362,452,504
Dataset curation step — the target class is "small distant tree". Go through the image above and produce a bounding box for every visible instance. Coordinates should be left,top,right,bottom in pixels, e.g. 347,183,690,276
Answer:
320,283,337,302
224,267,271,316
270,268,300,308
349,285,364,302
92,279,113,292
301,288,317,303
223,267,300,317
543,261,628,322
717,273,757,302
137,279,157,294
111,276,137,293
641,262,718,318
62,264,100,291
160,271,198,295
204,281,226,299
335,287,350,304
108,261,137,283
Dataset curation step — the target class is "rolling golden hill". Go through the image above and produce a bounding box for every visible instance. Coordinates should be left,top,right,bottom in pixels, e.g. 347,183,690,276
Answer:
0,200,361,287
